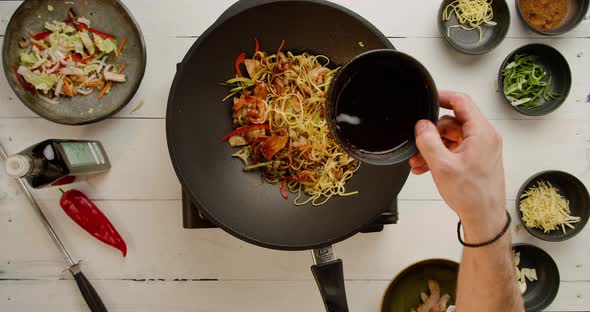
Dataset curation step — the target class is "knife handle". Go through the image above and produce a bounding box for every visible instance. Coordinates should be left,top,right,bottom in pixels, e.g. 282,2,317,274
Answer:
72,270,108,312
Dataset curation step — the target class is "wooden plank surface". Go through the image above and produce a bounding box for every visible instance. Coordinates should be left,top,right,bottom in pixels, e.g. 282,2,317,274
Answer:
1,199,589,281
2,0,588,38
0,118,588,202
0,0,589,311
1,37,590,120
1,279,588,312
0,198,588,312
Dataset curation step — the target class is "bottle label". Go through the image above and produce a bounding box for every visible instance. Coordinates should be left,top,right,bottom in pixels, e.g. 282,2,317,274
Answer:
60,142,106,167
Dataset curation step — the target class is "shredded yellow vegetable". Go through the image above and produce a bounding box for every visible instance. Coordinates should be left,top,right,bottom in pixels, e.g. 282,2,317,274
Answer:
443,0,497,42
519,181,581,233
225,47,360,206
268,52,360,206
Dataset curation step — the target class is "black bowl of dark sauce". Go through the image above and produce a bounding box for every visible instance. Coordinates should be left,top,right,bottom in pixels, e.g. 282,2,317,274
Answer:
327,49,439,165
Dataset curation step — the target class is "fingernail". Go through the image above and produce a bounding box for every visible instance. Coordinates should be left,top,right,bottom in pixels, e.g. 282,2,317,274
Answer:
415,120,430,135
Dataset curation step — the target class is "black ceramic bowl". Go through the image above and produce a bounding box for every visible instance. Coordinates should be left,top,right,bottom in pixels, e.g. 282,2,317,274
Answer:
498,44,572,116
380,259,459,312
516,0,590,35
2,0,146,125
438,0,510,54
513,244,560,312
326,49,439,165
516,171,590,242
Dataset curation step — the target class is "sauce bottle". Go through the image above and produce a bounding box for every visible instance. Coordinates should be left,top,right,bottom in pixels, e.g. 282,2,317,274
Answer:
4,139,111,189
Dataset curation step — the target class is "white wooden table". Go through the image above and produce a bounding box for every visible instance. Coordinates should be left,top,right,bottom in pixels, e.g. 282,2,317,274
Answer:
1,1,589,311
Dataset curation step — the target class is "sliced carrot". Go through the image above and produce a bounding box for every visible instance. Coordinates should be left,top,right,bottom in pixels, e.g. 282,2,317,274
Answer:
114,37,127,61
297,144,313,151
85,80,104,88
98,62,126,98
116,62,126,73
98,81,111,98
62,79,74,97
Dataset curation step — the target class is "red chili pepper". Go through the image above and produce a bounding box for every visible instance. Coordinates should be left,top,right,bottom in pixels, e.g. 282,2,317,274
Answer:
234,52,246,77
303,152,311,161
221,124,269,142
280,177,308,200
63,18,73,24
59,189,127,257
32,31,51,40
254,37,260,53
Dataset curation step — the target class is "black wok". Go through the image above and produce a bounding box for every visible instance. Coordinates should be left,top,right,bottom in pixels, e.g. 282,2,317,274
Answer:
166,1,411,311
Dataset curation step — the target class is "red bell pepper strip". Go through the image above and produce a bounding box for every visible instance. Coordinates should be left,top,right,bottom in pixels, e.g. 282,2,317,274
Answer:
254,37,260,53
280,177,308,200
234,52,246,77
250,137,267,150
63,18,73,24
89,27,116,39
221,124,269,142
13,65,36,95
82,52,97,63
59,189,127,257
280,179,289,199
32,31,52,41
69,54,83,62
76,22,115,39
77,23,116,39
74,23,85,32
32,42,44,51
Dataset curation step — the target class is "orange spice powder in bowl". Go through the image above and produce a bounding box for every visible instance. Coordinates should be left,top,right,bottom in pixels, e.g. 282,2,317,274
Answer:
518,0,569,32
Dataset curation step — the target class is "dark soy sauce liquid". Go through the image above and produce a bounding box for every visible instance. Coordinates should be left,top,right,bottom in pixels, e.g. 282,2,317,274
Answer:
335,65,426,153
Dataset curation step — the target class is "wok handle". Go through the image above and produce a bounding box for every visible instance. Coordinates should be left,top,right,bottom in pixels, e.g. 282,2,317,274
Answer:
311,259,349,312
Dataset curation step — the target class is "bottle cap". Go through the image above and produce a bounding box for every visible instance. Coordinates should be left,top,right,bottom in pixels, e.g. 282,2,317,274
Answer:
5,155,32,178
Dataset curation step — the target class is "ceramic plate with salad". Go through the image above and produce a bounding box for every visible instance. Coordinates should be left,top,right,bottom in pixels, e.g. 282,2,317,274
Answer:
2,0,146,125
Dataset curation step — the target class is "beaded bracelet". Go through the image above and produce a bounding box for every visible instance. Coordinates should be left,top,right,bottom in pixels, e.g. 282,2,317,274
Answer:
457,210,511,248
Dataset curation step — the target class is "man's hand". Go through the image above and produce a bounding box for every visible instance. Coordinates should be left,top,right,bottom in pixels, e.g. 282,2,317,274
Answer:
409,90,507,243
411,91,523,312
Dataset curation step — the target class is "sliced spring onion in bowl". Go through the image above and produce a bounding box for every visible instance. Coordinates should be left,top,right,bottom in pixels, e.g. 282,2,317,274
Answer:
501,53,560,108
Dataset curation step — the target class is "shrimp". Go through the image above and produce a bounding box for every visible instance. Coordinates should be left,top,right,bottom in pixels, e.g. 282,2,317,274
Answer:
232,96,267,124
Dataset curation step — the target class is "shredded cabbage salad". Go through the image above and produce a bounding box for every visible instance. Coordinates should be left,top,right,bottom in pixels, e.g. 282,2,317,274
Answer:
15,9,128,104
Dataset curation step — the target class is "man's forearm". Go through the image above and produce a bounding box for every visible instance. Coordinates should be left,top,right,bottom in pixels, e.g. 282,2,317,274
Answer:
456,215,524,312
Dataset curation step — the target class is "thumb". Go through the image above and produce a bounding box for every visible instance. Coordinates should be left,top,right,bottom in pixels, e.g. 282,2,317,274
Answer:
415,120,451,166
